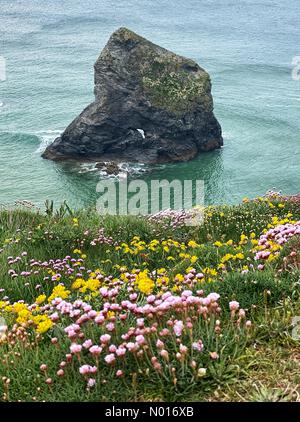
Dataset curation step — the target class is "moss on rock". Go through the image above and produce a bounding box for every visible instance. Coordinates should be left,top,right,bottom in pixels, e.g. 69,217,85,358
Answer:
142,65,211,114
138,49,211,114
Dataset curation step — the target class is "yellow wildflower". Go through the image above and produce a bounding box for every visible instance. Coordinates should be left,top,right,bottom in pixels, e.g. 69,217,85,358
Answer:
136,270,155,295
188,240,198,248
190,255,198,264
48,285,70,303
72,278,85,290
35,317,53,334
35,294,46,305
174,274,184,283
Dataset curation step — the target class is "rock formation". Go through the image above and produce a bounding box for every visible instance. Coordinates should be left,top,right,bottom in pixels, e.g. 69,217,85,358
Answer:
42,27,223,163
95,161,120,175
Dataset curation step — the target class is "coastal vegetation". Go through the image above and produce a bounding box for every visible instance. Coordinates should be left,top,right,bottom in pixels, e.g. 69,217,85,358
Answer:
142,54,211,114
1,193,300,402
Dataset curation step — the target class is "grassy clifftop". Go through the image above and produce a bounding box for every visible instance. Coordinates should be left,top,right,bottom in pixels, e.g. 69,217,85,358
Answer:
1,196,300,402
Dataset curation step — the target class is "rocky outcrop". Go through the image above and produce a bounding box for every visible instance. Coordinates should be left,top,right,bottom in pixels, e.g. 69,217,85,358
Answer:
42,27,223,163
95,161,120,175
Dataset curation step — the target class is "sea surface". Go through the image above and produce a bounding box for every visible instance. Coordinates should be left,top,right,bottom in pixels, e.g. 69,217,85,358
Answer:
1,0,300,209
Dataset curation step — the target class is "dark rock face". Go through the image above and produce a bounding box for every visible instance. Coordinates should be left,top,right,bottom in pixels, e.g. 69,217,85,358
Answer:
42,27,223,163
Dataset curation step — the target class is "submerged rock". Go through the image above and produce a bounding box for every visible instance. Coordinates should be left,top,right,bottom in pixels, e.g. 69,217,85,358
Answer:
95,161,120,175
42,27,223,163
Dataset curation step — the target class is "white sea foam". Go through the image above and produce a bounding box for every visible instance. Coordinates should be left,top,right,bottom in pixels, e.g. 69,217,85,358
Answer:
35,130,149,178
35,130,62,153
222,131,233,140
77,161,148,178
119,162,147,174
78,163,99,174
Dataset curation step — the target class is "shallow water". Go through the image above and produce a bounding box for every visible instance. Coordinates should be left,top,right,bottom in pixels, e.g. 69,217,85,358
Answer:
0,0,300,208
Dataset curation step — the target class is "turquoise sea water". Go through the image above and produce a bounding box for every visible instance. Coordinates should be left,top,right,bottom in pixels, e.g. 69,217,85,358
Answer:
1,0,300,208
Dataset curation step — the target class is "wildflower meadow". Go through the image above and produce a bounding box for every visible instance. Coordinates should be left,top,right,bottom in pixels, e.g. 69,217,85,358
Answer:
1,192,300,402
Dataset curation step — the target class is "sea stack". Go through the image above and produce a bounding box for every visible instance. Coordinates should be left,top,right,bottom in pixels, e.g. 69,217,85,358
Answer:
42,27,223,163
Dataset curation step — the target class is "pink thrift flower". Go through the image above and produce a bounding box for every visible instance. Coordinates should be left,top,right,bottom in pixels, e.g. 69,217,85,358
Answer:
229,301,240,311
79,365,90,375
116,347,126,357
192,340,204,352
182,290,193,297
57,369,64,377
173,320,184,337
156,339,164,349
116,369,124,377
100,334,111,344
104,353,116,365
160,328,170,337
88,310,97,318
109,344,117,353
89,366,97,374
87,378,96,388
179,344,188,354
50,312,59,322
207,292,220,302
95,314,105,324
126,342,136,351
83,339,93,349
89,345,102,356
136,318,145,327
147,295,156,303
100,287,109,297
239,309,246,318
160,349,169,360
135,335,146,345
210,351,219,360
106,322,115,332
66,354,72,362
70,343,82,354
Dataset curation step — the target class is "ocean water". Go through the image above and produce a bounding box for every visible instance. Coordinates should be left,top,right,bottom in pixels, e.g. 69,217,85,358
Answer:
0,0,300,209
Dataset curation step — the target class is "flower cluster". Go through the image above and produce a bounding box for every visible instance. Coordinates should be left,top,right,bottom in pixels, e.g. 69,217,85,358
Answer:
255,220,300,261
23,287,249,389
